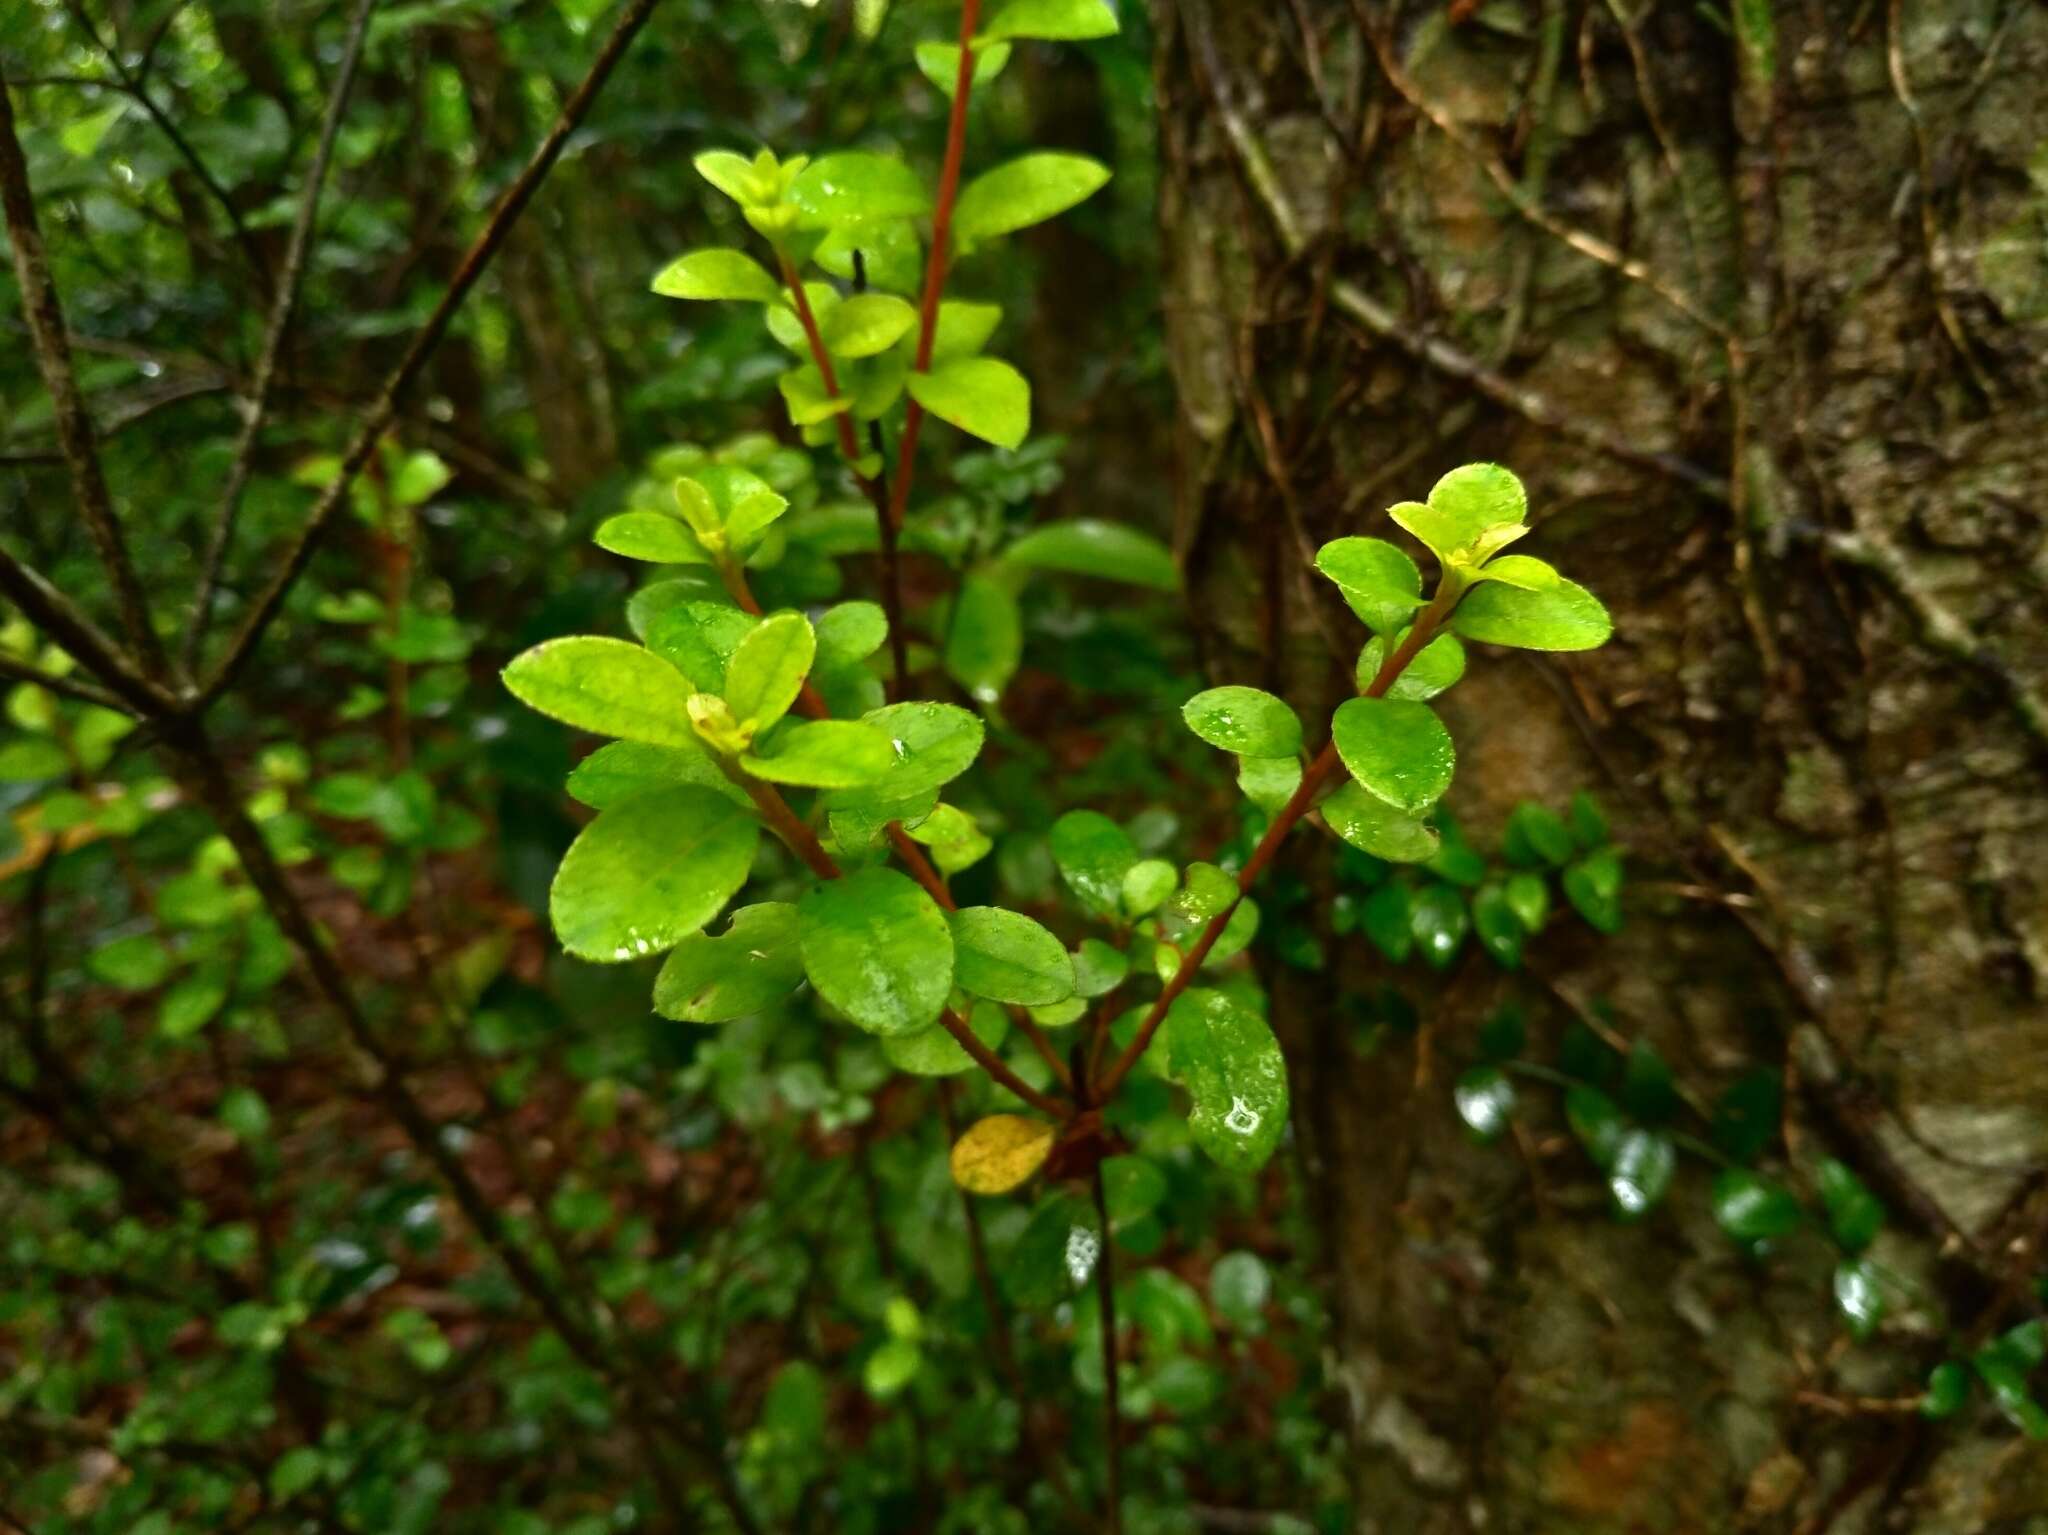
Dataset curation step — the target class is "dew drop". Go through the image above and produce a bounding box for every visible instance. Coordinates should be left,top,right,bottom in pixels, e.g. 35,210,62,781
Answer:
1223,1097,1261,1137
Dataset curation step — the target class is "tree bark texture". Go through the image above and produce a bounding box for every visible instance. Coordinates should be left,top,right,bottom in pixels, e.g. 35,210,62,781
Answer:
1155,0,2048,1528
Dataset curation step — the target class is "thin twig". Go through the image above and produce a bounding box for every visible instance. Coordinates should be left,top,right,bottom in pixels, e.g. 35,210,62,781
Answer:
1089,1159,1123,1535
185,0,380,673
0,79,170,679
0,652,132,712
198,0,666,708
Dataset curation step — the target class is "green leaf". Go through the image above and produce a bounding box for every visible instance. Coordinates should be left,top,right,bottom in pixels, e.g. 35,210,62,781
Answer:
779,364,851,426
1356,631,1465,700
943,573,1023,703
1565,1085,1626,1168
864,1337,921,1398
1502,872,1549,933
693,149,766,205
89,934,174,990
1470,881,1523,968
1709,1067,1782,1164
1209,1251,1271,1329
1049,810,1137,917
1833,1257,1884,1340
1073,938,1128,998
1975,1343,2048,1437
822,293,918,358
160,970,228,1038
798,867,954,1035
1321,782,1437,863
1921,1360,1970,1419
652,902,803,1022
831,701,984,802
789,152,931,228
902,803,992,875
1203,898,1260,969
950,907,1075,1006
1314,537,1423,635
1710,1169,1803,1247
1181,686,1301,758
1389,463,1527,565
1166,990,1288,1174
1563,846,1624,934
1569,790,1610,847
913,40,1012,98
1468,553,1559,590
1503,802,1574,868
1360,880,1412,963
1452,575,1613,651
1609,1129,1676,1219
503,637,703,747
926,299,1005,362
1817,1158,1884,1254
741,720,894,788
651,248,781,303
1330,697,1455,815
723,611,815,731
1453,1065,1515,1141
1001,518,1177,590
815,601,888,669
952,153,1112,246
594,512,710,564
550,787,759,962
983,0,1120,40
1122,859,1177,918
1237,754,1302,813
1621,1040,1679,1123
908,357,1030,450
641,601,756,691
881,1000,1008,1076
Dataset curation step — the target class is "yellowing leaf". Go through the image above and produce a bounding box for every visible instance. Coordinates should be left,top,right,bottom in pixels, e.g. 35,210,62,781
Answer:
949,1114,1056,1195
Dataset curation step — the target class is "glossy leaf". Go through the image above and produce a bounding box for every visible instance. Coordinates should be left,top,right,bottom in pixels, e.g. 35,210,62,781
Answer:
550,786,759,962
1181,685,1301,758
1121,859,1177,918
1452,574,1613,651
952,153,1111,246
1608,1129,1676,1220
908,357,1030,450
789,152,930,228
1563,846,1625,934
1818,1158,1884,1254
1330,697,1455,815
650,248,780,303
1166,990,1288,1175
835,701,984,801
950,1114,1057,1194
641,601,756,692
881,1001,1008,1077
950,907,1074,1006
503,637,702,748
1470,881,1523,968
814,600,888,669
1314,537,1423,635
1356,630,1465,699
723,611,815,731
652,903,803,1022
983,0,1120,40
1049,809,1137,917
913,40,1012,98
1073,939,1128,998
1389,463,1527,564
1237,754,1301,813
740,720,894,788
1321,781,1438,863
1453,1065,1515,1141
566,740,749,811
798,867,953,1035
822,293,917,358
593,512,709,565
1833,1257,1884,1339
1711,1169,1803,1246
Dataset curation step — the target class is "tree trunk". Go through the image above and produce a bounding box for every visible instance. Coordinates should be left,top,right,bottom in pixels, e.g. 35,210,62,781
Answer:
1154,0,2048,1527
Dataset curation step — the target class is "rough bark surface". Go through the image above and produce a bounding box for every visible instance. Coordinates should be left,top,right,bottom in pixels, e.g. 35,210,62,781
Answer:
1154,1,2048,1528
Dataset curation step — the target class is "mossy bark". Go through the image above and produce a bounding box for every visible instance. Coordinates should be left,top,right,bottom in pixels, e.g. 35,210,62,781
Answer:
1154,1,2048,1527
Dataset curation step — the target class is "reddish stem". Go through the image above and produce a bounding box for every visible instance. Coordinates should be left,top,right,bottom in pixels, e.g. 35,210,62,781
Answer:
1094,585,1462,1101
886,0,982,534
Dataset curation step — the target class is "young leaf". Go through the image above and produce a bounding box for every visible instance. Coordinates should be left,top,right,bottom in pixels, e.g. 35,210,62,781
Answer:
814,600,888,669
1389,463,1527,565
952,153,1112,247
740,720,895,788
907,357,1030,450
926,299,1005,363
1467,553,1559,590
903,803,993,876
1314,537,1423,634
1320,782,1438,863
789,152,931,228
550,786,759,962
1452,575,1612,651
503,637,703,748
651,248,781,303
950,907,1075,1006
723,611,815,732
951,1114,1057,1195
882,1001,1008,1076
641,601,757,692
652,902,803,1022
1049,809,1138,917
1165,990,1288,1175
1000,519,1177,590
1330,697,1456,815
983,0,1120,41
822,293,918,358
594,512,710,565
1181,685,1302,758
693,149,767,205
798,867,953,1035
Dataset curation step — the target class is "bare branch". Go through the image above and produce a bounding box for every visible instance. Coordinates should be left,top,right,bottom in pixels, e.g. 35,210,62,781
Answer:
0,544,173,715
0,651,133,713
0,79,171,679
185,0,381,673
198,0,666,708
